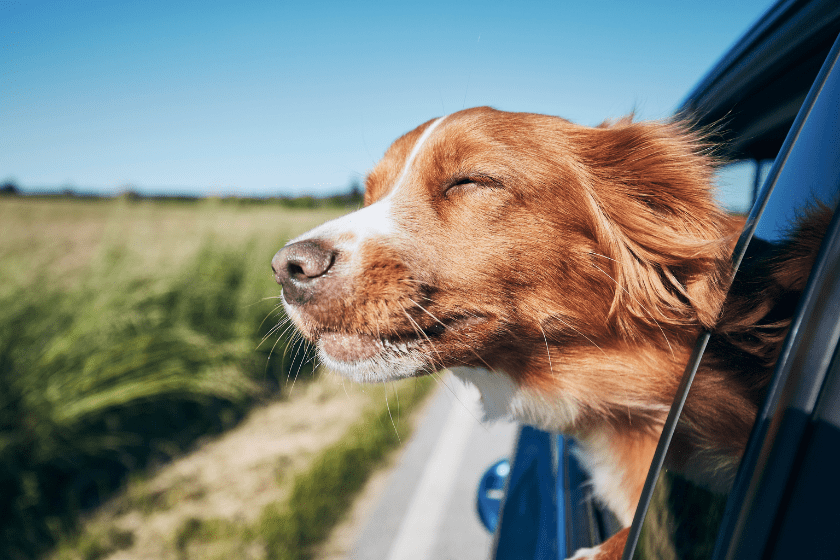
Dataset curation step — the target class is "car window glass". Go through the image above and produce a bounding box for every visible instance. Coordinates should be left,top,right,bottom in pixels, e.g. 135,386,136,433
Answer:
631,42,840,560
714,160,772,215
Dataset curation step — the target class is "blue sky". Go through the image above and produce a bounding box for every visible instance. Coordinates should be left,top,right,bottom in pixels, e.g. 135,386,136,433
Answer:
2,0,773,197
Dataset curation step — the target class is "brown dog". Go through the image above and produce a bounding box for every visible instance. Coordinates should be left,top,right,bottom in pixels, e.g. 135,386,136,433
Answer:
271,107,820,558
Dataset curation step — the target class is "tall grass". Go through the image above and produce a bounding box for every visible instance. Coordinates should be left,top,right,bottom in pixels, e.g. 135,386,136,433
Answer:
0,197,346,559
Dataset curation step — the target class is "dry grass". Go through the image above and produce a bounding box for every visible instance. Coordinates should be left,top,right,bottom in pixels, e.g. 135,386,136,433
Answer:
51,374,434,560
0,197,347,293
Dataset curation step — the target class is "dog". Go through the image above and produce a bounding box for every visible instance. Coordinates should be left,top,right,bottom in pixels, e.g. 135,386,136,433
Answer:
270,107,824,559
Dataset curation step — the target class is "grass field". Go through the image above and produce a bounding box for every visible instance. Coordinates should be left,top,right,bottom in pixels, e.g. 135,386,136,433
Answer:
0,196,434,560
0,196,344,292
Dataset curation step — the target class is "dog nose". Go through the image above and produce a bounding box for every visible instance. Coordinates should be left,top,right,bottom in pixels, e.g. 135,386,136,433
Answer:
272,240,336,305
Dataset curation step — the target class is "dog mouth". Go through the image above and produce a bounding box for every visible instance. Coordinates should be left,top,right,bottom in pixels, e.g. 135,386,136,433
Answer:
316,314,487,365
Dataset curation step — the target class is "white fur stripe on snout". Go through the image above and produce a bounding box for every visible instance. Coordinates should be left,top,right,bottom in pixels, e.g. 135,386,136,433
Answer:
289,115,448,249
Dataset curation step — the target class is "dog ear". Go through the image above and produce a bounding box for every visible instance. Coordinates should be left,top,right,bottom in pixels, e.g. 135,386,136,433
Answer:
575,119,736,340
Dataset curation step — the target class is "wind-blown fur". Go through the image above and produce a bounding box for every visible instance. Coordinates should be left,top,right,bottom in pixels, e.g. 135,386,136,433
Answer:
270,107,825,559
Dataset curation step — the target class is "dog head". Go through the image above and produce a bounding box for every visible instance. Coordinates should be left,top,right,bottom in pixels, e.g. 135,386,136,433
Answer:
272,107,733,420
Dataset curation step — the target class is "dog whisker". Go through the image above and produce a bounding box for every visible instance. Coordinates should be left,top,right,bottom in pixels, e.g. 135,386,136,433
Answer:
404,297,463,370
398,304,445,371
384,383,401,443
258,319,296,354
588,251,619,263
538,323,555,375
550,315,608,356
290,338,316,392
258,316,292,348
406,297,496,366
406,297,446,326
253,294,286,304
286,335,308,394
448,334,495,372
264,320,297,378
256,305,288,342
394,380,400,420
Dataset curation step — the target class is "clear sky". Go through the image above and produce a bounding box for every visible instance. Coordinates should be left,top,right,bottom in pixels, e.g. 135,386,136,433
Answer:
2,0,774,197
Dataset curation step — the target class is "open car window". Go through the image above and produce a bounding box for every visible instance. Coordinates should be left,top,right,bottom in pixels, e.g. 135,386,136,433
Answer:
625,32,840,560
714,159,773,216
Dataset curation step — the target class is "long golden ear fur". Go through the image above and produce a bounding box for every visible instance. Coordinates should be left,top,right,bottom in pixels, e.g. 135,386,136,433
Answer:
574,119,737,342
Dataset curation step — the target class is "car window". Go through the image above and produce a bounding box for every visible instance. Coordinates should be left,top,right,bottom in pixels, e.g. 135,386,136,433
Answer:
714,159,773,216
627,35,840,560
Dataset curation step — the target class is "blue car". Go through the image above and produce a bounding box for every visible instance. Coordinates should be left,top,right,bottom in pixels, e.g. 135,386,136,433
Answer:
479,1,840,558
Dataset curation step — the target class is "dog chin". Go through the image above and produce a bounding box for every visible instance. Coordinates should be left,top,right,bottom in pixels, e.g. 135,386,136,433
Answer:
317,343,429,383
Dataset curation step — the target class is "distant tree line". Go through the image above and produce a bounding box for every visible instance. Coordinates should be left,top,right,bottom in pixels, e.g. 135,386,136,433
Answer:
278,181,363,209
0,180,365,208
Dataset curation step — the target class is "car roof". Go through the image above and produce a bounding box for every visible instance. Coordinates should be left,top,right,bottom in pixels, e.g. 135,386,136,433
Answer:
678,0,840,161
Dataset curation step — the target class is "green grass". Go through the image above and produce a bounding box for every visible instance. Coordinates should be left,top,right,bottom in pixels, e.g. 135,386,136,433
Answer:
0,197,349,559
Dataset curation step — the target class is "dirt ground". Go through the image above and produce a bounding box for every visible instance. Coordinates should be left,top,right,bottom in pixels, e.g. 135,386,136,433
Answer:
53,371,424,560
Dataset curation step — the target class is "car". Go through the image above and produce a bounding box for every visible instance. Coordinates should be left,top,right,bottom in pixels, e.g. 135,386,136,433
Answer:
476,1,840,558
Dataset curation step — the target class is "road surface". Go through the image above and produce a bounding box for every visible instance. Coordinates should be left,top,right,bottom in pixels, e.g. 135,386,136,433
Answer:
346,375,519,560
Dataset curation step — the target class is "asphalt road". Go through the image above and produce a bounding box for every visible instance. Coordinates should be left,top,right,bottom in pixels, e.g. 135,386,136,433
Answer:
346,375,519,560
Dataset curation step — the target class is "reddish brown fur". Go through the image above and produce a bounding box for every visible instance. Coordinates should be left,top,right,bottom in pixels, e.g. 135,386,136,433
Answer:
340,108,738,427
275,107,828,559
595,528,630,560
670,204,832,483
